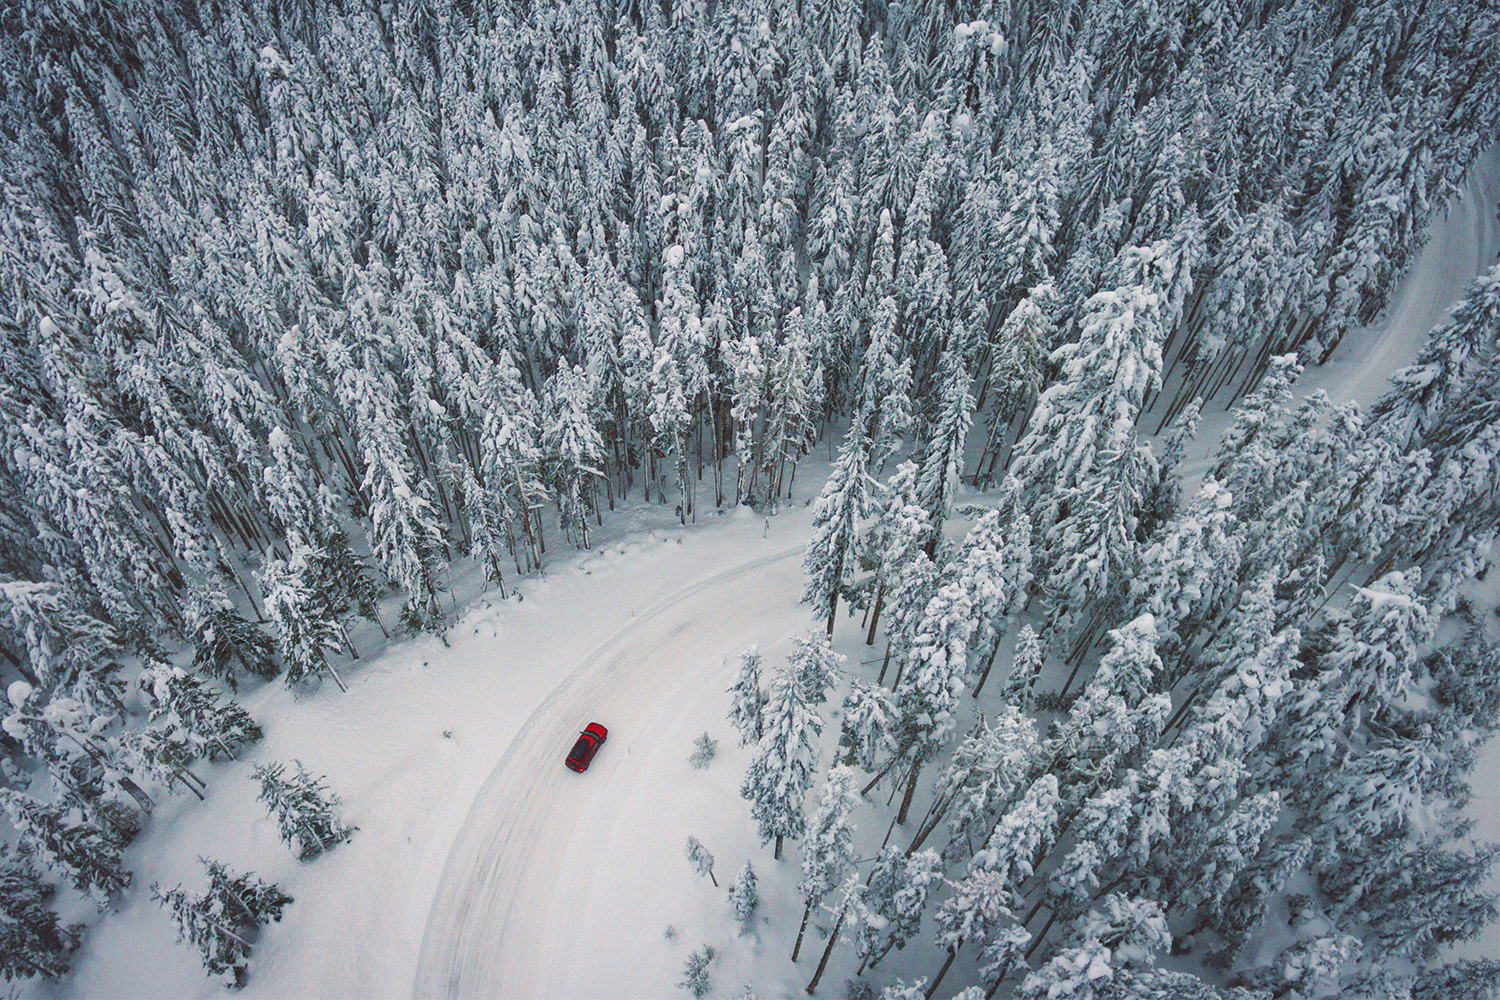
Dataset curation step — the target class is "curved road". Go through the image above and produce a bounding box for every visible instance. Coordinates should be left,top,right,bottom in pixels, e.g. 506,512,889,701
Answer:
413,547,805,999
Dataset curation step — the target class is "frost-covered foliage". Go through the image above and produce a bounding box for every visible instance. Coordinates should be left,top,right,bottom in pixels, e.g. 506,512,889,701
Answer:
253,761,356,860
152,859,292,988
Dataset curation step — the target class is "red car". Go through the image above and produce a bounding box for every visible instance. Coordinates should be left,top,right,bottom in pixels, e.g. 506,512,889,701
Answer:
565,722,608,772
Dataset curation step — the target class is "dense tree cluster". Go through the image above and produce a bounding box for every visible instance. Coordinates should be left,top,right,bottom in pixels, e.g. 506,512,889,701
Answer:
0,0,1497,991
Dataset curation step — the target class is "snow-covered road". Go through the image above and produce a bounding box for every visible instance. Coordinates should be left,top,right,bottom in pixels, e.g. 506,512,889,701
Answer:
413,547,807,999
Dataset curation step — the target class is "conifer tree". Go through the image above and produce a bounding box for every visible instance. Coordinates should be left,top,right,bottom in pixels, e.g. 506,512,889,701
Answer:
863,462,934,648
741,658,823,860
0,845,79,982
889,572,979,823
260,545,347,692
727,646,766,747
0,789,130,906
1010,245,1169,637
857,847,945,973
915,350,975,535
728,860,759,933
836,680,897,771
544,364,606,548
152,858,292,988
252,760,356,860
792,766,861,962
998,625,1045,712
143,661,262,763
788,629,845,709
1370,263,1500,450
802,424,875,635
185,588,279,688
678,945,715,999
685,835,718,886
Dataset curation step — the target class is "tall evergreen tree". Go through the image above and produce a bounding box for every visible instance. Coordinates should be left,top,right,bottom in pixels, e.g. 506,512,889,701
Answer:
741,657,823,860
152,858,292,988
253,760,356,860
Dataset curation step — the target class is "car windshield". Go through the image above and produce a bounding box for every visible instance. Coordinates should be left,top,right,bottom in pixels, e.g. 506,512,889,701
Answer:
569,737,591,760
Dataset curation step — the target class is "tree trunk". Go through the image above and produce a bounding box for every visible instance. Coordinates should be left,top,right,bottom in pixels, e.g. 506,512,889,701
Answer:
805,907,848,995
338,622,359,659
896,761,921,825
775,834,783,861
924,946,959,999
861,756,900,797
322,659,349,693
865,581,885,645
825,547,844,638
792,899,813,962
971,633,1003,697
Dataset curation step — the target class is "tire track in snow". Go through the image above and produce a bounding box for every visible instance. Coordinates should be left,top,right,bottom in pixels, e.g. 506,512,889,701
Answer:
413,546,805,999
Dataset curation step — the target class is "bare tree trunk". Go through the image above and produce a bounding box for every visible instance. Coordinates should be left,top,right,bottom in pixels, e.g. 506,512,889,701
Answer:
792,899,813,962
865,581,885,645
971,634,1003,697
805,907,848,995
924,946,959,999
896,761,921,825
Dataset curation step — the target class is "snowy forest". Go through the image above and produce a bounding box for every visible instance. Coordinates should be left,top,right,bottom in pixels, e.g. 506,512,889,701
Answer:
1,0,1499,995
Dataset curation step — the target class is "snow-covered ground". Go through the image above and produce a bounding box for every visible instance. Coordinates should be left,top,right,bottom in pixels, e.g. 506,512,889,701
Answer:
41,146,1500,1000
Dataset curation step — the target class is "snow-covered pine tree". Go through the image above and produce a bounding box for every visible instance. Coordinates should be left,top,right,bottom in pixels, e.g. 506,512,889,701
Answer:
968,773,1062,891
741,656,823,860
1139,396,1201,537
0,844,79,982
142,661,262,763
1210,352,1302,512
1127,479,1241,680
685,835,718,886
975,285,1056,483
788,629,845,709
1046,615,1170,814
0,579,121,690
728,860,758,933
1370,262,1500,450
837,680,897,772
678,944,716,999
889,571,978,823
908,707,1041,858
308,520,386,641
185,587,279,688
1009,244,1169,639
857,846,945,973
727,645,766,747
152,858,292,988
928,867,1021,998
1017,895,1171,1000
1274,569,1433,788
802,422,875,635
761,309,816,502
0,789,130,906
543,364,605,548
689,732,718,769
914,350,975,537
252,760,355,860
792,765,861,961
998,625,1045,712
260,544,347,692
863,462,935,651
